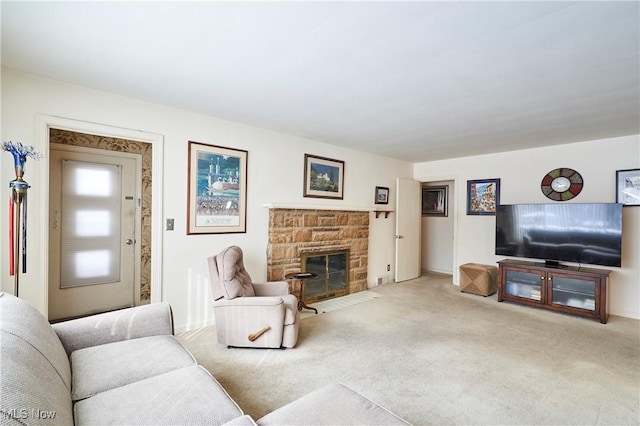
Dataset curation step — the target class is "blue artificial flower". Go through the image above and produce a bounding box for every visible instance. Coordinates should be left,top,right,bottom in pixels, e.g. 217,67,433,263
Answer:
2,141,43,166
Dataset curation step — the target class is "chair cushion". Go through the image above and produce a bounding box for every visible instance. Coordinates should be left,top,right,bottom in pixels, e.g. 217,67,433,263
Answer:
74,366,245,425
216,246,256,299
70,335,195,401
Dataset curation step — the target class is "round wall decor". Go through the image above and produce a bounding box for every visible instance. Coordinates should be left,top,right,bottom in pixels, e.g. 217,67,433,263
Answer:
541,168,583,201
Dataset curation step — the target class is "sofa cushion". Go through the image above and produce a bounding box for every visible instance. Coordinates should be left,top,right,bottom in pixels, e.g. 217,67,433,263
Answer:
52,301,174,356
0,331,74,426
71,335,195,401
0,293,71,390
216,246,256,299
74,365,244,425
257,383,410,425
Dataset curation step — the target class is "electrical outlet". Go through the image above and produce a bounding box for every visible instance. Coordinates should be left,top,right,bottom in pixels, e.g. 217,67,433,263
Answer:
166,218,174,231
387,264,390,271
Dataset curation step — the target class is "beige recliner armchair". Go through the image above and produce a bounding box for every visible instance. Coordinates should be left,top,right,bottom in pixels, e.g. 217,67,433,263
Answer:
208,246,299,348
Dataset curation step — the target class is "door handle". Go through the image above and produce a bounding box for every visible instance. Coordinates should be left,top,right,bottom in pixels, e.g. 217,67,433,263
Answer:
125,239,135,245
395,235,404,239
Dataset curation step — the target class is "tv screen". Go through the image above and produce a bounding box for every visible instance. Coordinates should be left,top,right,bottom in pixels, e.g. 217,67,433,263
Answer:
496,203,623,267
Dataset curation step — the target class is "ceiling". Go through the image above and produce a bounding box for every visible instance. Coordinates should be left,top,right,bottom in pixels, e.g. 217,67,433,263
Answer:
2,1,639,163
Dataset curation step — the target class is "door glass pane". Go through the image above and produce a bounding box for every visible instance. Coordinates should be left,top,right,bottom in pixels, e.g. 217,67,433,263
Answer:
75,250,111,278
60,161,121,288
76,210,111,236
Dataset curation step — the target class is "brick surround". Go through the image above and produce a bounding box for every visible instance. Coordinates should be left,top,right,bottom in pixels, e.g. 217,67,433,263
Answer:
267,209,369,297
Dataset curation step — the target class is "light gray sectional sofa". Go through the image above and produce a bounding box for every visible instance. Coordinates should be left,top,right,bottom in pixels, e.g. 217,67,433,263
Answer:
0,292,410,425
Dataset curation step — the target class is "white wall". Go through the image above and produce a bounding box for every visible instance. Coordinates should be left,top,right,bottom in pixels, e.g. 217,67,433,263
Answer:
421,181,455,274
414,135,640,319
1,68,412,331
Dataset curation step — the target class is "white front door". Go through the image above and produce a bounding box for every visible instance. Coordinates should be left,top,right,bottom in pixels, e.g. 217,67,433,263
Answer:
395,178,421,282
48,145,140,320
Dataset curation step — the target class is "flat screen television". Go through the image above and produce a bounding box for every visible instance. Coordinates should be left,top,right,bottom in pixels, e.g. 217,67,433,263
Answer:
495,203,623,267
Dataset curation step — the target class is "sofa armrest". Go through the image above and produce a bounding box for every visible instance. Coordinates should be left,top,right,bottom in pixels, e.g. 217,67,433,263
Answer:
52,302,174,356
253,281,289,297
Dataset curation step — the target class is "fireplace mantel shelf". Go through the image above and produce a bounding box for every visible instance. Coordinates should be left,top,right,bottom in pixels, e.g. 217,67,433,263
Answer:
263,203,379,213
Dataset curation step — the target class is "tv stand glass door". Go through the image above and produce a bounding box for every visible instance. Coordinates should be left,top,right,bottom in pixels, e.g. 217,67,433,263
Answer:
549,274,596,311
503,269,544,303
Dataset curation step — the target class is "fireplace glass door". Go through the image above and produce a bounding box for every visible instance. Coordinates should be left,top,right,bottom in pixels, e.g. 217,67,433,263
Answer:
302,250,349,303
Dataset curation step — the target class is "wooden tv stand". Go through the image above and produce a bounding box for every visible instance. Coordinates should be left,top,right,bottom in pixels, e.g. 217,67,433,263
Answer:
497,259,611,323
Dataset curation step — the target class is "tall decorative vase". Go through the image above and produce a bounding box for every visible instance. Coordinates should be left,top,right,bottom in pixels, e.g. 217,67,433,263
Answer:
3,141,41,297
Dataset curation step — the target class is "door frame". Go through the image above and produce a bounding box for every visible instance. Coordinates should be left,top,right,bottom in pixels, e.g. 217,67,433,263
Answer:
35,115,164,316
419,176,460,284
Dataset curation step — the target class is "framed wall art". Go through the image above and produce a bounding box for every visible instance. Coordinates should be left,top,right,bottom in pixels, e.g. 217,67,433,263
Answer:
616,168,640,206
303,154,344,199
375,186,389,204
422,185,448,216
467,178,500,215
187,141,248,234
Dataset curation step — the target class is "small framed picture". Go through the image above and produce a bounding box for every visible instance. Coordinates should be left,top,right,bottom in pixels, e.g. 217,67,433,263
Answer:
616,168,640,206
375,186,389,204
422,186,447,216
467,178,500,215
303,154,345,199
187,141,248,234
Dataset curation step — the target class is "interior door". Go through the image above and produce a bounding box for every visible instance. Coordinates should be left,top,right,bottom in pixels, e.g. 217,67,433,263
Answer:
48,145,139,320
395,178,421,282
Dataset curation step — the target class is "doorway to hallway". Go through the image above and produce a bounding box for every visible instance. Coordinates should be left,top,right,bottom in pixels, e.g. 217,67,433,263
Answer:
421,180,455,276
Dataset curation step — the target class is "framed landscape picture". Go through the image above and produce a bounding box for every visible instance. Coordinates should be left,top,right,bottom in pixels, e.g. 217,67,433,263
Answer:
375,186,389,204
303,154,344,199
467,178,500,215
187,141,247,234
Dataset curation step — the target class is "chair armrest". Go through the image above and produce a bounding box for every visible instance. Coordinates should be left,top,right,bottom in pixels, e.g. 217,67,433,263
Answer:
213,296,284,308
52,302,174,356
253,281,289,297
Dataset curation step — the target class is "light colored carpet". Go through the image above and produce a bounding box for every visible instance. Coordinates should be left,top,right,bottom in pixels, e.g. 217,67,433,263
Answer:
178,273,640,425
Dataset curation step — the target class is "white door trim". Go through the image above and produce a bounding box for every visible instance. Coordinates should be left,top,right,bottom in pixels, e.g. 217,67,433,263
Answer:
35,115,164,316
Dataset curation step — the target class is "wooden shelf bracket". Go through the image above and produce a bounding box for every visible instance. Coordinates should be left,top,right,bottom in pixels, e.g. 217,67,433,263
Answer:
374,210,393,218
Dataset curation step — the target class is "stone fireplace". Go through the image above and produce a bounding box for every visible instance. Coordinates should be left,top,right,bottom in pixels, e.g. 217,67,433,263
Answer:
267,208,369,303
